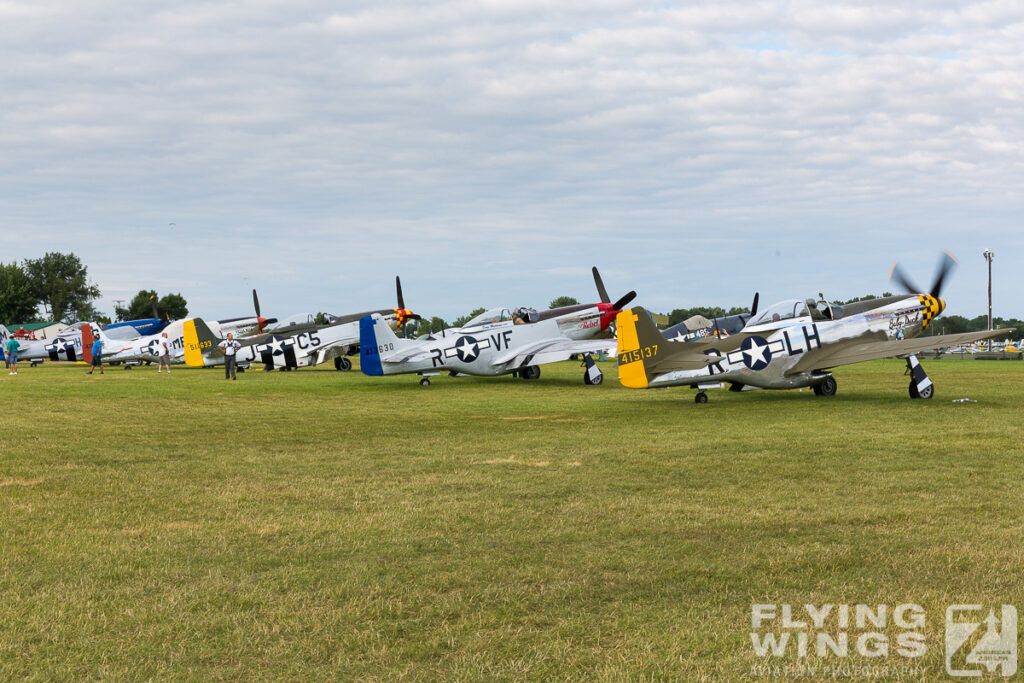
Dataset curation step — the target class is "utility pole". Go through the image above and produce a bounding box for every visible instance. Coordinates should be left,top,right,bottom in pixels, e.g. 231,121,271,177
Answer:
983,248,994,351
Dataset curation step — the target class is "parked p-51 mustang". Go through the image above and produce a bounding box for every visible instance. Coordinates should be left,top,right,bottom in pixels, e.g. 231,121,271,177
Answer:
96,290,275,367
616,253,1003,402
359,267,635,385
182,277,419,371
659,293,760,342
2,322,115,365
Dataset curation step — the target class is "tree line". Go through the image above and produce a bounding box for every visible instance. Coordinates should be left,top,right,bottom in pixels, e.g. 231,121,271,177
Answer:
0,252,187,326
4,262,1019,340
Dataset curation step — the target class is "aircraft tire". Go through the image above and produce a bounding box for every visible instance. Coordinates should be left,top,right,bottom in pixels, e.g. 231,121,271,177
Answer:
814,377,837,397
420,377,431,386
694,392,708,404
909,382,933,399
521,365,541,380
585,372,603,385
334,357,352,371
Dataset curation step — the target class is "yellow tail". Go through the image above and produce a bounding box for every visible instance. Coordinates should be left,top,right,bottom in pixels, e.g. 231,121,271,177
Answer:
182,318,219,367
615,308,654,389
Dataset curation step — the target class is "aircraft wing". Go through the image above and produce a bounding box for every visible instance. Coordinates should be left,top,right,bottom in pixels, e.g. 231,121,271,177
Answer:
787,328,1007,374
492,338,617,368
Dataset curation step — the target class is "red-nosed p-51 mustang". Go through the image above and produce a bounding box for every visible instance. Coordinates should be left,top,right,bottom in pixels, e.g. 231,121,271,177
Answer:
359,267,634,385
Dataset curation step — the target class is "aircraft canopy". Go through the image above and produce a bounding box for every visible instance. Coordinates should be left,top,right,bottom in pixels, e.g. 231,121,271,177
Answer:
463,308,511,328
747,299,810,326
270,313,315,329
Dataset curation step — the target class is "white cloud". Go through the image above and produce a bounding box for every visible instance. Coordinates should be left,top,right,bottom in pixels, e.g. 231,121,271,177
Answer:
1,1,1022,322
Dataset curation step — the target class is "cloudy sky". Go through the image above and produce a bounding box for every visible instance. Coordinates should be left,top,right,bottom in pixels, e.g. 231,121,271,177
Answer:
3,0,1022,322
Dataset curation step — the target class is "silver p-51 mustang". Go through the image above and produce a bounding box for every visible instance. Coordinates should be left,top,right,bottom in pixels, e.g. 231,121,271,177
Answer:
616,253,1003,402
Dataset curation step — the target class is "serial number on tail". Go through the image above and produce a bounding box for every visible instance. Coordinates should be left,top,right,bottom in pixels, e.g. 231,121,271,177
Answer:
621,345,657,364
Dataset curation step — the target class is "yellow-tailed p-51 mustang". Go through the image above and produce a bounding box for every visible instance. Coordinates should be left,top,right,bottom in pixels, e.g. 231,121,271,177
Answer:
182,277,419,372
616,252,1003,403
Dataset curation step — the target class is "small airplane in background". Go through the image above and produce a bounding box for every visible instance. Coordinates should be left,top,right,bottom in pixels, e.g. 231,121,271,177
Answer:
659,293,760,342
359,267,634,385
2,322,107,365
616,252,1004,402
182,277,419,371
80,289,275,368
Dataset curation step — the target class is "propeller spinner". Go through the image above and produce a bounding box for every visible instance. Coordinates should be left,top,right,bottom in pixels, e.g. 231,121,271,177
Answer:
888,251,956,327
393,275,421,329
593,266,636,330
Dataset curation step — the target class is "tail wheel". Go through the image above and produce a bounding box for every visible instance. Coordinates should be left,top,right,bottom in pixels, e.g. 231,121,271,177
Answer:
521,365,541,380
334,357,352,371
695,392,708,404
420,377,431,386
813,377,837,397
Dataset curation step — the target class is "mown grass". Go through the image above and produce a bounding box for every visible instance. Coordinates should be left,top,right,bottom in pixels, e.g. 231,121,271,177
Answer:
1,359,1022,680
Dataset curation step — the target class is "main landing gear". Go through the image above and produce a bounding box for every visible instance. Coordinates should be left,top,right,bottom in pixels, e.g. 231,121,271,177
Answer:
906,355,933,399
813,376,838,397
519,365,541,381
582,353,603,385
334,356,352,371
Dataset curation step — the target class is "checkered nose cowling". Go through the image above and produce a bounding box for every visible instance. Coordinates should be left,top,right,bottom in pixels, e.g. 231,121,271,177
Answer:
918,295,946,328
392,308,418,329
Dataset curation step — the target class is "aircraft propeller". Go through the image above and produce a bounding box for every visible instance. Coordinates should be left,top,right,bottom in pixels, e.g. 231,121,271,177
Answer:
750,292,759,318
252,289,277,330
593,266,611,304
394,276,422,329
889,250,957,299
593,266,636,331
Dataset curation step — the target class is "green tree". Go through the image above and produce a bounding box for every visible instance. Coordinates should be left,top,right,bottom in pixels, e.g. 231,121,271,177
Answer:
23,252,100,322
549,296,579,309
0,262,40,323
118,290,159,321
118,290,188,321
158,293,188,320
424,316,448,334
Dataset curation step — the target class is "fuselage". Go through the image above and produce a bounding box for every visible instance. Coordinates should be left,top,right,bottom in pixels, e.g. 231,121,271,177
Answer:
367,305,608,377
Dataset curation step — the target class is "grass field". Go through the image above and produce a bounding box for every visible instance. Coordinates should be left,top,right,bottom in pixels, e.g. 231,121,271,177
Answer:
2,359,1022,680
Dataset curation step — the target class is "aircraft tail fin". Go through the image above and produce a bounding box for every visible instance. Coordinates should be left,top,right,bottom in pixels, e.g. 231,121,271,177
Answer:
183,318,222,367
359,313,411,375
81,323,96,364
615,307,665,389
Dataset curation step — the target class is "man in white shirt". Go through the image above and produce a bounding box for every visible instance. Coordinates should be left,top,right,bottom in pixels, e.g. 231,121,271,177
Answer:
218,332,242,380
158,332,172,374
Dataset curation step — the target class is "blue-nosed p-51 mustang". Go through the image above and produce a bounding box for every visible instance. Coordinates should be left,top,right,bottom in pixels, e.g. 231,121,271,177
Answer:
615,252,1004,402
359,268,636,385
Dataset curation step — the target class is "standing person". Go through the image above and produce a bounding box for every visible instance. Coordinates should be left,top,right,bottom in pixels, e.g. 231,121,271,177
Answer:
6,337,19,375
157,332,172,374
219,332,241,380
88,336,104,375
